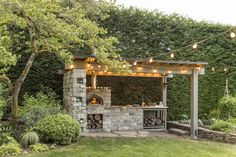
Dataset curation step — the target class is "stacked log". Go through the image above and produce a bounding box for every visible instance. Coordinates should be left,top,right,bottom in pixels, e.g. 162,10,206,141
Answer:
87,114,103,129
143,118,164,127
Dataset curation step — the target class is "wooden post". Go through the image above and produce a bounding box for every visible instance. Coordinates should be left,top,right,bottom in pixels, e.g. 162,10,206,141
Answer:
191,69,199,139
161,76,167,107
91,72,97,89
161,76,168,130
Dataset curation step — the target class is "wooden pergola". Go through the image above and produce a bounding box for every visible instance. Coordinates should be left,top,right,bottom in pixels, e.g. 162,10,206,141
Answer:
64,56,207,138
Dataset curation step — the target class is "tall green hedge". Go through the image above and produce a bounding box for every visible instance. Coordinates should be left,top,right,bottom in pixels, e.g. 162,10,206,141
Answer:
8,6,236,120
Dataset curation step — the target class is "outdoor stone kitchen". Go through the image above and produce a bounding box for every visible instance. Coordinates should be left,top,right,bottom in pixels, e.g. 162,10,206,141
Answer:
62,56,206,136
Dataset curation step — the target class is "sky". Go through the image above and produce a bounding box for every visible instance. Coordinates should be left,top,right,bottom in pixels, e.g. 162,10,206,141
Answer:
115,0,236,26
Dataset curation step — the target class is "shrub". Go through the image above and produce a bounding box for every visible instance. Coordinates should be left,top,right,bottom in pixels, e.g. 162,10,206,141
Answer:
34,114,80,145
218,95,236,120
210,120,234,133
0,83,9,120
0,134,17,145
0,136,21,156
209,109,220,120
20,131,39,147
20,92,61,128
29,143,49,152
227,118,236,125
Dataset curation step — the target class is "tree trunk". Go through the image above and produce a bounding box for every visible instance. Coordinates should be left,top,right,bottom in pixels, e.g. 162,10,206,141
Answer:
11,52,37,123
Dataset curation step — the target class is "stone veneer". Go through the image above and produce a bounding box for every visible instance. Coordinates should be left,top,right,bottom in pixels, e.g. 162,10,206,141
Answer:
63,69,144,132
63,69,87,129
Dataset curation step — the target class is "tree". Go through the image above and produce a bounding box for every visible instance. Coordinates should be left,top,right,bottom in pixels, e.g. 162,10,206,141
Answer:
0,0,128,122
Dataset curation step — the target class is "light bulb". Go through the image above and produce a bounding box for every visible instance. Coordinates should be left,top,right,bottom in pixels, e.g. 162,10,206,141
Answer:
138,66,142,70
230,32,236,38
98,65,101,68
224,68,227,72
149,57,153,63
168,70,172,74
133,61,137,66
170,52,174,58
123,65,126,68
211,67,215,71
192,43,198,49
153,69,157,73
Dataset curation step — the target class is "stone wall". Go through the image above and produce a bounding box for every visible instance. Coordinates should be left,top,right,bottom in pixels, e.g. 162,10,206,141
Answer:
63,69,87,129
168,121,236,144
109,107,143,131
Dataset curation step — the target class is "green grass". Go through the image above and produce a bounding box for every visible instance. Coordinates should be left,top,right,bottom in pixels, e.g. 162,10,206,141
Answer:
17,137,236,157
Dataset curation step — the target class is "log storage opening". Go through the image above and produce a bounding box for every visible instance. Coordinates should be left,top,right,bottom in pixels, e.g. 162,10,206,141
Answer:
143,109,165,129
87,114,103,130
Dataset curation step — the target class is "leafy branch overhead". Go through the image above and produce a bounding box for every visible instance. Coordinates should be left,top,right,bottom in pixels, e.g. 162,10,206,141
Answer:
0,0,128,121
0,0,128,66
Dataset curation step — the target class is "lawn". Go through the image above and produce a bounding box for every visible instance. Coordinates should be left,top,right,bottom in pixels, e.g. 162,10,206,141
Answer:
18,137,236,157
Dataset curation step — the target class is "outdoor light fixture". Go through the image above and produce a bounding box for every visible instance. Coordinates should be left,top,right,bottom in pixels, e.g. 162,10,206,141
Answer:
79,118,84,132
192,43,198,49
153,68,157,73
230,32,236,38
138,66,142,70
170,52,175,58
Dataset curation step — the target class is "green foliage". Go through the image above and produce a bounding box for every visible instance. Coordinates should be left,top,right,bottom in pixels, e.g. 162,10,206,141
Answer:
0,135,21,156
20,131,39,148
0,122,12,135
0,83,9,119
227,118,236,125
34,113,80,145
210,120,235,133
0,134,16,145
29,143,49,153
20,92,61,128
218,95,236,119
209,109,220,120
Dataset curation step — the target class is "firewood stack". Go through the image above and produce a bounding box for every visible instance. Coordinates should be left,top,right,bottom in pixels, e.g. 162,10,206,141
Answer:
143,117,164,127
87,114,103,129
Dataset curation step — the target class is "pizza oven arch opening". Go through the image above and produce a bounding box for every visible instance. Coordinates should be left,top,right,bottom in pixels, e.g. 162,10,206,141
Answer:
87,95,103,106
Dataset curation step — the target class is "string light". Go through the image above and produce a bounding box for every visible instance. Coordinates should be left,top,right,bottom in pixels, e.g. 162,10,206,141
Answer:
87,64,91,68
192,43,198,49
133,61,137,66
224,68,227,72
149,57,153,63
211,67,215,72
104,69,107,73
168,70,172,74
138,66,142,70
153,68,157,73
123,65,126,68
98,65,101,68
230,32,236,38
170,52,175,58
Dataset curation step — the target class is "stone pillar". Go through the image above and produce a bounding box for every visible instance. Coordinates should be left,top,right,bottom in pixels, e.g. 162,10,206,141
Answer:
63,69,87,131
